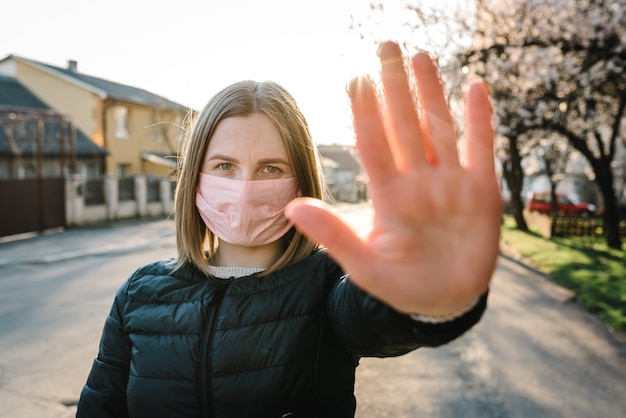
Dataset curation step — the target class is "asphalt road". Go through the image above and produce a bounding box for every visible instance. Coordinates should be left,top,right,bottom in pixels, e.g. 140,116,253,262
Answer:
1,205,625,417
354,255,626,417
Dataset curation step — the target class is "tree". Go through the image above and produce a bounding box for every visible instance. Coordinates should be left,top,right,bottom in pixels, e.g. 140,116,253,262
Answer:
460,0,625,249
525,135,573,235
352,0,625,248
349,1,533,230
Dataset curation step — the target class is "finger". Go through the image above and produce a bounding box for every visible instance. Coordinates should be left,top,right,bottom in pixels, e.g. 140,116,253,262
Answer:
462,79,495,176
285,197,373,275
378,41,425,170
348,75,398,187
411,51,458,166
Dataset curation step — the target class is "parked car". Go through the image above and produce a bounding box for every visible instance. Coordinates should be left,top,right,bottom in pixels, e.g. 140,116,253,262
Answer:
526,192,596,217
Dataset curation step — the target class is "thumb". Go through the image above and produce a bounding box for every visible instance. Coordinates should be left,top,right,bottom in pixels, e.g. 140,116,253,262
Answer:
285,198,371,271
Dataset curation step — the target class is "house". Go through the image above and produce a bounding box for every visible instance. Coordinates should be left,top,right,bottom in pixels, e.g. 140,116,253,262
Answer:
0,55,189,238
0,74,111,237
317,144,367,203
0,55,189,179
0,74,107,180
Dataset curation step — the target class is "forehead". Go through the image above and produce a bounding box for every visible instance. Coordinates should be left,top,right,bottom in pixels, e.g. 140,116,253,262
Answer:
207,112,287,158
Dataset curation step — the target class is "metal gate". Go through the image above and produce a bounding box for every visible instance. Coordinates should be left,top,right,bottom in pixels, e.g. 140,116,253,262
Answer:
0,177,65,237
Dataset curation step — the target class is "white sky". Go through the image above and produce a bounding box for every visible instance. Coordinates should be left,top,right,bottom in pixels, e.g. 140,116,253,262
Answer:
1,0,414,145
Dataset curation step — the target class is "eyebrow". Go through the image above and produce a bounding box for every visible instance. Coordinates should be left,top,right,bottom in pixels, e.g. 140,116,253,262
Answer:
207,155,290,165
257,158,290,166
207,154,237,162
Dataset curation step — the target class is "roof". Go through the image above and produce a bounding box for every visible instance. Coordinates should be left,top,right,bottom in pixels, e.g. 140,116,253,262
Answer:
317,144,362,172
0,75,49,110
0,78,107,157
5,55,189,112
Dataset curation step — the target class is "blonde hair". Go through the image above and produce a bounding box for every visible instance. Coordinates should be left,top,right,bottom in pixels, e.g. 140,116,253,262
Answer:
174,80,323,276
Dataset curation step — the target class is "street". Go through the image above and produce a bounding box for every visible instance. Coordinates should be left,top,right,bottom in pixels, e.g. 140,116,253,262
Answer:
1,204,626,417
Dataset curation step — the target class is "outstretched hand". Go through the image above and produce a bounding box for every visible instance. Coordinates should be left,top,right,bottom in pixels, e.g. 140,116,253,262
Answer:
286,41,501,317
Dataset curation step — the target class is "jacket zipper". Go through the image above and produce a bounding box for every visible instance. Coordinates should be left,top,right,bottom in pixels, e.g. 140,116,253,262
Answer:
198,281,230,418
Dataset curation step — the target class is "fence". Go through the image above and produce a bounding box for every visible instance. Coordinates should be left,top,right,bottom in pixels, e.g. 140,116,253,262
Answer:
66,173,175,226
524,210,626,238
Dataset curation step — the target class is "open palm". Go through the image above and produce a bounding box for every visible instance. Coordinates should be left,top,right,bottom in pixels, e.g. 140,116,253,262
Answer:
286,41,501,317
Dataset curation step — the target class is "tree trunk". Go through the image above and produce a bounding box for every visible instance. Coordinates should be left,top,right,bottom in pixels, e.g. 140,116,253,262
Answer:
550,186,559,238
595,165,622,249
503,136,529,231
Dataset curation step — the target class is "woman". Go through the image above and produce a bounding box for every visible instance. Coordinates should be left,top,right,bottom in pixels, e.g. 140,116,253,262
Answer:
76,41,501,417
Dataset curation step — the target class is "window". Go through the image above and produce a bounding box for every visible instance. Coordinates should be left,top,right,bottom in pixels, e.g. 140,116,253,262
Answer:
117,163,131,178
17,162,36,179
81,160,102,180
114,106,130,139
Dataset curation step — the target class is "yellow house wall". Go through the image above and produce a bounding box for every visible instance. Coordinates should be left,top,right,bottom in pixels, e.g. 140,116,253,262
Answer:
143,161,176,178
13,61,104,148
12,58,185,178
104,103,184,177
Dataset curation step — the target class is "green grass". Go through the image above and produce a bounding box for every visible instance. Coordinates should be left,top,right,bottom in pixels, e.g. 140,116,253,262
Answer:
500,215,626,336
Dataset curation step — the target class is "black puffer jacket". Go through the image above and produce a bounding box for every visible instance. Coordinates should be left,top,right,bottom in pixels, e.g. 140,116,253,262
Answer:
77,250,487,418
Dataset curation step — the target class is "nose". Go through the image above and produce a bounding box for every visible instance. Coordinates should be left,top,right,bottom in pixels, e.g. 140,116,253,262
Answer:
238,168,254,182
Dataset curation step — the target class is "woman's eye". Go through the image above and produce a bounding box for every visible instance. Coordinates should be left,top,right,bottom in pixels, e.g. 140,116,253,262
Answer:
218,163,232,171
265,166,280,174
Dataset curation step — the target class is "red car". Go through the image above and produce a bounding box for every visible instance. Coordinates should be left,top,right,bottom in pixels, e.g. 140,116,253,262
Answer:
526,192,596,217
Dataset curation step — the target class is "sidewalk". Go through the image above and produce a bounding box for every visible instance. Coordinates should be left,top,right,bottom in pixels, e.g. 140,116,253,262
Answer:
0,204,369,268
0,217,176,267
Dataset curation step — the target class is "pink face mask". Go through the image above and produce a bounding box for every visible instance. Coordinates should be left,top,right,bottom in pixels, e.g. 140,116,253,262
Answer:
195,173,300,247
